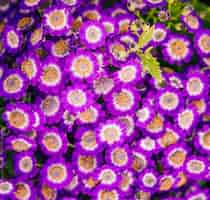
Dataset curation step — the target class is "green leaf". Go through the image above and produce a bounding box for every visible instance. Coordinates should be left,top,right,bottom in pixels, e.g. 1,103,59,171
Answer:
138,25,155,49
139,47,163,83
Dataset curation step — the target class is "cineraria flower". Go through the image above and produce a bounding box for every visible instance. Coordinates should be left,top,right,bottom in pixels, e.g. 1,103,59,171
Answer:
106,87,139,115
119,33,138,49
2,26,22,53
106,145,130,168
81,175,98,194
114,61,141,85
176,106,197,132
117,14,133,33
82,7,102,21
118,170,134,194
139,170,158,191
14,152,36,178
39,95,62,124
66,50,98,82
75,128,99,153
94,187,121,200
185,71,207,99
6,135,36,152
164,145,188,169
181,11,202,33
194,29,210,56
93,72,115,95
137,136,157,153
61,110,76,131
16,16,35,31
76,104,101,125
21,0,41,10
62,84,93,113
162,34,192,65
29,26,44,47
166,73,184,89
57,0,78,7
44,6,71,36
145,113,165,136
101,16,118,35
184,156,208,179
151,23,168,46
73,151,98,176
0,70,27,99
39,184,58,200
186,189,209,200
131,150,148,172
95,165,119,188
39,58,63,93
190,98,207,115
195,126,210,154
80,21,106,49
97,120,125,146
64,173,80,195
13,181,34,200
174,171,188,189
3,103,34,132
18,52,40,85
158,174,175,192
157,124,180,148
50,39,70,58
42,158,72,189
0,180,14,198
38,127,68,156
156,88,181,114
136,103,154,128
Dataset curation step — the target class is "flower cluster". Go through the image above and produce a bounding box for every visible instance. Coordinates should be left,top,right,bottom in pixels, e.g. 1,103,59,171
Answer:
0,0,210,200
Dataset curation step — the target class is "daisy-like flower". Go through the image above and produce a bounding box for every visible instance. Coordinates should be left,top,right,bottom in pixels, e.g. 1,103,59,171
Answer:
194,29,210,56
93,72,115,95
119,33,138,49
114,61,141,85
157,124,180,149
0,0,10,12
151,23,168,46
144,0,166,8
81,175,98,194
184,156,208,179
174,171,188,189
156,88,181,114
136,103,154,128
62,84,93,113
38,127,68,156
158,174,175,192
95,165,119,188
164,144,188,169
57,0,78,7
16,16,35,31
73,151,98,176
106,145,130,168
117,114,135,138
29,25,44,47
181,11,202,33
50,39,69,58
44,6,71,36
80,21,106,49
18,52,40,85
186,189,209,200
3,103,34,132
75,128,99,153
94,187,121,200
82,7,102,21
13,181,34,200
39,57,63,93
176,106,197,132
39,95,62,124
119,170,134,194
14,152,36,178
64,173,80,195
42,158,72,189
21,0,41,10
190,98,207,115
195,126,210,154
97,120,125,146
39,184,57,200
0,180,14,198
0,70,27,99
61,109,76,131
2,26,22,53
162,34,192,65
166,73,184,89
131,150,148,173
145,113,165,137
6,135,36,152
117,14,133,33
185,71,208,99
139,170,158,191
106,87,139,115
101,16,118,35
66,50,98,82
111,5,128,17
137,136,157,153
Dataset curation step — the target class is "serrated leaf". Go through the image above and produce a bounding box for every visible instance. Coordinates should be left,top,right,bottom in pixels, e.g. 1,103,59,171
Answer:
138,25,155,49
139,48,162,83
